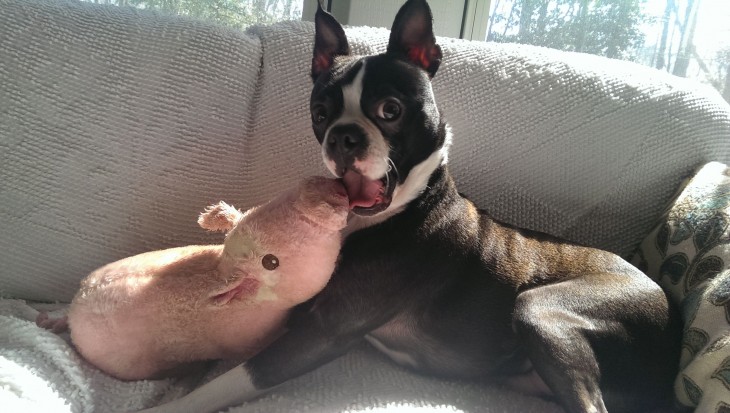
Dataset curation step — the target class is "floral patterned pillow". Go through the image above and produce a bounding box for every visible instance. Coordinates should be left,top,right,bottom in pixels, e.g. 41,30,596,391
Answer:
632,162,730,412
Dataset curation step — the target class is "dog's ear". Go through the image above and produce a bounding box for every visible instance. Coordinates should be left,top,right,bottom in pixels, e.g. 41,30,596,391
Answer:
312,2,350,81
387,0,442,78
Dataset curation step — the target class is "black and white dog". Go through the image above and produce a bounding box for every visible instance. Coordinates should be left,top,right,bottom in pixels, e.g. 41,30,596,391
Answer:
138,1,681,412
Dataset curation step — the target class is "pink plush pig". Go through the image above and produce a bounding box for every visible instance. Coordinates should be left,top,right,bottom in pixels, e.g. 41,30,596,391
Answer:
40,177,348,380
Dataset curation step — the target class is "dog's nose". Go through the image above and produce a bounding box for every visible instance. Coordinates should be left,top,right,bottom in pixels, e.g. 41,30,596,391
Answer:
328,133,360,151
326,124,367,158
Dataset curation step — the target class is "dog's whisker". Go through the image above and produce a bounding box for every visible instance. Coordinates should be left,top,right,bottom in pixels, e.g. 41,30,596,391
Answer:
386,157,399,178
384,157,399,194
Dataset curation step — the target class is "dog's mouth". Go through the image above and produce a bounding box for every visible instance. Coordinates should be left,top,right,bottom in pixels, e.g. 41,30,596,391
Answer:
342,168,396,216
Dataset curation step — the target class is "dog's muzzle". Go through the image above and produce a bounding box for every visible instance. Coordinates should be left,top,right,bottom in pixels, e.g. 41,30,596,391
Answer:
326,124,368,171
341,169,394,216
324,124,396,216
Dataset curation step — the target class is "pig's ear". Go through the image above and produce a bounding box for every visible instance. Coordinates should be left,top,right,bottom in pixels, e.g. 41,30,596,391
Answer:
386,0,441,78
198,202,243,232
312,2,350,81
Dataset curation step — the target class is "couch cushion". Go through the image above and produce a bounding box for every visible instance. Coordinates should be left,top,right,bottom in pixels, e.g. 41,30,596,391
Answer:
631,162,730,410
0,0,262,301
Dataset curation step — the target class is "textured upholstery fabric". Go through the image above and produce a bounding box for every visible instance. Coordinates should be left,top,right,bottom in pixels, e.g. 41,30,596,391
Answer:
2,0,730,303
1,0,263,301
2,0,730,412
435,41,730,256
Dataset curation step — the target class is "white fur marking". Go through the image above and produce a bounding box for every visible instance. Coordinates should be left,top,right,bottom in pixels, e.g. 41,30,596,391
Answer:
322,61,390,180
339,63,365,124
345,126,453,236
135,364,260,413
439,124,453,166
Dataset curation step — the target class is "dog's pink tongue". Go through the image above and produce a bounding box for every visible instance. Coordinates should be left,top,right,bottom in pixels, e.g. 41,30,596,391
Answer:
343,170,384,209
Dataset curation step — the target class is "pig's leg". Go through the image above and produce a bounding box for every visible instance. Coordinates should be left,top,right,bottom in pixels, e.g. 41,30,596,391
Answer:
36,311,69,334
198,201,244,232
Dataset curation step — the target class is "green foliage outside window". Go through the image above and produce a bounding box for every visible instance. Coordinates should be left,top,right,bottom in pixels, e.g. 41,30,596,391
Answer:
487,0,730,103
488,0,649,61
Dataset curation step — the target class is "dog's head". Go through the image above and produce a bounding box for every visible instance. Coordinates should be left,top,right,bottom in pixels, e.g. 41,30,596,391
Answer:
310,0,450,217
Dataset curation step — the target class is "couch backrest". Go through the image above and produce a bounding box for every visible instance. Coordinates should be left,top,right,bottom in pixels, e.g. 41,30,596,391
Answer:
2,0,730,302
0,0,263,301
432,39,730,256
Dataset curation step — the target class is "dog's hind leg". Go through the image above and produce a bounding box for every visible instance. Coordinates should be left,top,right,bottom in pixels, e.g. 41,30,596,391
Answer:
512,273,680,413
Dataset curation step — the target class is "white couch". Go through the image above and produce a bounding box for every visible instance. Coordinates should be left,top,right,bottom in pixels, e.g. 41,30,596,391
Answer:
2,0,730,412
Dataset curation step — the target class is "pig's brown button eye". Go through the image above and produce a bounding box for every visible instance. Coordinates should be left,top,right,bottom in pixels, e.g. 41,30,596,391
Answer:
262,254,279,271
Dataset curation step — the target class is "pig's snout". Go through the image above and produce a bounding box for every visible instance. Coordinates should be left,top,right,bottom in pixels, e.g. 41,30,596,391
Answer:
331,179,348,199
300,177,349,208
323,179,349,209
295,177,350,231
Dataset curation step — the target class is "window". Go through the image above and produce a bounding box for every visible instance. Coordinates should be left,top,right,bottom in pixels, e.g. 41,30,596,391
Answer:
483,0,730,103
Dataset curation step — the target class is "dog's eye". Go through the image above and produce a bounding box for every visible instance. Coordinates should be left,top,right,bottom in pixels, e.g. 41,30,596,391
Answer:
262,254,280,271
311,105,328,124
376,100,401,121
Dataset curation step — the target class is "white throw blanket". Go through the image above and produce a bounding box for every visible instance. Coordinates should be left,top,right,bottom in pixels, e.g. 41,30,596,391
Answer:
0,299,562,413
